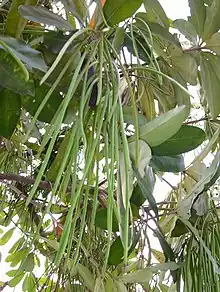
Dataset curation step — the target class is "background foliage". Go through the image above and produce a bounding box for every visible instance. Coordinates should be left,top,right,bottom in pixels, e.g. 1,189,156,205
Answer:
0,0,219,291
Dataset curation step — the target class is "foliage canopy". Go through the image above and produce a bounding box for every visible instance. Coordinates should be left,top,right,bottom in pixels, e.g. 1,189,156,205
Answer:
0,0,219,291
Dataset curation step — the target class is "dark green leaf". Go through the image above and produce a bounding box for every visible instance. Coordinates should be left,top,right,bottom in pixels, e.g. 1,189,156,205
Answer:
130,184,146,208
103,0,142,26
0,36,47,72
0,89,21,138
0,227,15,246
20,253,34,272
0,50,34,96
151,125,206,156
188,0,206,37
203,0,220,40
133,166,158,217
200,53,220,119
108,231,140,265
95,208,119,232
172,19,198,44
21,83,63,123
124,33,151,63
19,6,73,30
150,155,185,172
171,219,189,237
143,0,169,28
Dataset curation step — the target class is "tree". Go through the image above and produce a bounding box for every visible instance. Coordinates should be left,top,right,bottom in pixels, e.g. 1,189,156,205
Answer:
0,0,219,291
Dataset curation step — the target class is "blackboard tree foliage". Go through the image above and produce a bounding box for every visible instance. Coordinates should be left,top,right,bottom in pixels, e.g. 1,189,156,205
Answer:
0,0,219,291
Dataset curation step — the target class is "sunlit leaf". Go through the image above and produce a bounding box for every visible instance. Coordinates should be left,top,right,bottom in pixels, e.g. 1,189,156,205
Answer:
20,253,35,272
0,227,15,246
139,105,188,147
103,0,142,26
8,270,25,287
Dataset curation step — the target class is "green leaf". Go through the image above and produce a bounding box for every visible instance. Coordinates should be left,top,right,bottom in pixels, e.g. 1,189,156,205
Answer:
119,268,153,283
0,37,47,72
171,219,189,237
95,208,119,232
6,269,19,277
133,166,158,217
21,83,63,123
0,89,21,138
22,274,29,291
20,253,34,272
143,0,169,28
19,6,73,30
152,249,165,263
171,53,197,85
200,53,220,119
0,50,34,96
77,264,95,291
138,105,188,147
113,27,125,53
205,32,220,54
60,0,88,23
188,0,206,37
103,0,143,26
129,140,152,177
108,236,124,265
150,155,185,172
6,248,29,267
151,125,206,156
150,262,180,272
9,237,25,254
130,184,146,208
8,270,25,287
203,0,220,40
0,227,15,245
172,19,198,44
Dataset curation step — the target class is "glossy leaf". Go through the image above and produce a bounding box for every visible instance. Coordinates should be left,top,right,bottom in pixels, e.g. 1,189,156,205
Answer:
95,208,119,232
0,36,47,72
172,19,198,44
205,32,220,54
19,6,73,30
200,53,220,119
143,0,169,28
0,50,34,96
188,0,206,37
0,227,15,246
151,125,206,156
21,83,63,123
103,0,142,26
0,89,21,138
150,155,185,172
139,105,188,147
203,0,220,40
